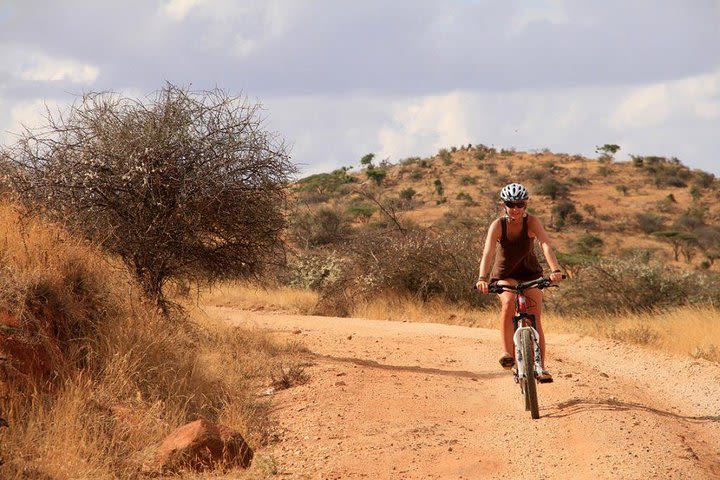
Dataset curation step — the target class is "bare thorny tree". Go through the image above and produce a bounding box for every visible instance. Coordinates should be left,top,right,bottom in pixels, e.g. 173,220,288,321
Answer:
2,84,296,313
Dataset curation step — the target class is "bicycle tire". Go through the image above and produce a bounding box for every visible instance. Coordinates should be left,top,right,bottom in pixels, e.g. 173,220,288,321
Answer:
521,329,540,419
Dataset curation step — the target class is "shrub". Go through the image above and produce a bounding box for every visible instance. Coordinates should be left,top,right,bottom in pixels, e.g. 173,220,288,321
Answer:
533,178,569,200
399,188,417,201
548,255,720,314
456,191,474,204
572,234,604,256
410,170,424,181
346,204,376,222
438,148,452,165
3,84,294,309
635,212,666,234
365,168,387,186
552,200,579,228
289,208,351,248
434,178,444,195
692,170,715,188
568,176,590,185
459,175,477,186
401,156,421,166
347,229,495,308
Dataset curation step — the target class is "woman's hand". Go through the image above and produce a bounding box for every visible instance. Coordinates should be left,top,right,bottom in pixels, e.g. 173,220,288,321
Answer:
476,280,489,294
549,271,564,283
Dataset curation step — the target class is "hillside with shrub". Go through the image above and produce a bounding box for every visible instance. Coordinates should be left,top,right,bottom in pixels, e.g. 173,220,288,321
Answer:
283,146,720,318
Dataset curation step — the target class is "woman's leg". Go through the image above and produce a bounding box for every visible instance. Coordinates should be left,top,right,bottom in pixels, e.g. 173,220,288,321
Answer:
498,281,518,357
524,287,546,367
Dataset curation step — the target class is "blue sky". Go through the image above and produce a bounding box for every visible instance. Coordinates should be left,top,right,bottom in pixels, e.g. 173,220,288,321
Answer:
1,0,718,176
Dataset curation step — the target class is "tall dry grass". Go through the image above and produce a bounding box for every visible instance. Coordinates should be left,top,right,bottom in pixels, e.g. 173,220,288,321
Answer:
0,202,303,479
198,282,318,314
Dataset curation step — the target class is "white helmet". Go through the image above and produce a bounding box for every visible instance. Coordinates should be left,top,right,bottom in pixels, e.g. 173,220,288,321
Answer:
500,183,529,202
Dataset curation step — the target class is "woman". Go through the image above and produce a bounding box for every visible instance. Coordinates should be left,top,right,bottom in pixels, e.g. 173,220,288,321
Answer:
475,183,563,383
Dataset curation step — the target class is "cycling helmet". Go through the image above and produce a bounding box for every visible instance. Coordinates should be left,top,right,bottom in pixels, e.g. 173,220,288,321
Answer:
500,183,529,202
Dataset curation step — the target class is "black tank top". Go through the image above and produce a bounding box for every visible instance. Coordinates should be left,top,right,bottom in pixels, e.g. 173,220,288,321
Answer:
491,216,543,281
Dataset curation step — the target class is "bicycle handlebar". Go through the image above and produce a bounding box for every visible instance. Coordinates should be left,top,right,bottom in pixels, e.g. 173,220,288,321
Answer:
473,275,567,294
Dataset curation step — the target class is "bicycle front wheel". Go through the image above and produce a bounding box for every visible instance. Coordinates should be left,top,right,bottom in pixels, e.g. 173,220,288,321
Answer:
521,329,540,419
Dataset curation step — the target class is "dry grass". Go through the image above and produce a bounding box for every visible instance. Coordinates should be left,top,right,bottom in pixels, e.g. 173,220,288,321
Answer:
543,307,720,362
0,202,303,479
197,282,318,314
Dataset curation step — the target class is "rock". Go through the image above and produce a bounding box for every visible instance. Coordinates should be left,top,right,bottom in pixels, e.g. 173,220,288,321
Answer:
154,419,253,473
217,424,254,468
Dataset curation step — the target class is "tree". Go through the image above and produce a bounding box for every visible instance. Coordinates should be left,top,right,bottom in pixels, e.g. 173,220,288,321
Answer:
695,226,720,267
596,144,620,162
360,153,375,168
653,230,692,262
2,84,295,310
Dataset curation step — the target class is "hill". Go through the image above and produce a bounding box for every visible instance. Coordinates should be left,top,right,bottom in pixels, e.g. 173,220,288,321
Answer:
292,146,720,271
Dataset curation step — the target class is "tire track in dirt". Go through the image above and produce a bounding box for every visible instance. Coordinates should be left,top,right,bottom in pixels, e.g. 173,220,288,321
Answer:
210,308,720,479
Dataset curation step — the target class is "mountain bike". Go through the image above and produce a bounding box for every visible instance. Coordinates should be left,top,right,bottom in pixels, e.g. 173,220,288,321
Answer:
483,277,563,419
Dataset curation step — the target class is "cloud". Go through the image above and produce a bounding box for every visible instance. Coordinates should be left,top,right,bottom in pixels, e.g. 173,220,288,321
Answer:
509,0,571,34
161,0,205,21
378,93,473,161
0,46,99,84
610,69,720,128
611,85,672,128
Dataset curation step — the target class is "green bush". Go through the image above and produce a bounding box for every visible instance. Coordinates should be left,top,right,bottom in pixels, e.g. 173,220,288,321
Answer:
365,168,387,185
346,204,376,221
534,178,569,200
572,234,604,256
410,170,424,181
399,188,417,201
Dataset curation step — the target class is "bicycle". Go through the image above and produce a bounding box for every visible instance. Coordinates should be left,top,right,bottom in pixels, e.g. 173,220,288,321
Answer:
480,276,564,419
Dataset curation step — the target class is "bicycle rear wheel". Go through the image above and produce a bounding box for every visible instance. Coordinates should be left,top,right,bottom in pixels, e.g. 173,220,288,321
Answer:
521,329,540,419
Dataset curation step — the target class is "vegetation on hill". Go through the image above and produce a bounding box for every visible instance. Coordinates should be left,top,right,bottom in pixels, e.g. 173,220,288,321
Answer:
283,145,720,316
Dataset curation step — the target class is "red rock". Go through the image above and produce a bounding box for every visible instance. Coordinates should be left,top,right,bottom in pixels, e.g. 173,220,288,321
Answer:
154,419,253,473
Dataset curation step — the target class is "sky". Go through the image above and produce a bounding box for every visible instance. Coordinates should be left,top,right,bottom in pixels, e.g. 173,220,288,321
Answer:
0,0,719,176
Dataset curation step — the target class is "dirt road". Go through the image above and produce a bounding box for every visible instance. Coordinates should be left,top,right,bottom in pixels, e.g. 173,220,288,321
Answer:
209,308,720,479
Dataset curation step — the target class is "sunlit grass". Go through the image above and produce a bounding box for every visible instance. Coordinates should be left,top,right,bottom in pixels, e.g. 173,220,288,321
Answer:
0,202,303,479
198,282,318,314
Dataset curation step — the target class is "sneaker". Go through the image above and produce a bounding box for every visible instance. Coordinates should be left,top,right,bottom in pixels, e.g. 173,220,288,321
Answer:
499,353,515,369
537,369,554,383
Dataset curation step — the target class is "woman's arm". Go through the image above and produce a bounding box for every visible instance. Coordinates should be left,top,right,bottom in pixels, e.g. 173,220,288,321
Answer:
476,219,501,292
528,215,564,281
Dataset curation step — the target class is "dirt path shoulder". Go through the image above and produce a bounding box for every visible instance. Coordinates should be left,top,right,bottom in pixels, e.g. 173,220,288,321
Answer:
209,308,720,480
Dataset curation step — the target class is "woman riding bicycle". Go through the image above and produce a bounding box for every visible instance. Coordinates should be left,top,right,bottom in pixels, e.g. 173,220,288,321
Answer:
475,183,563,383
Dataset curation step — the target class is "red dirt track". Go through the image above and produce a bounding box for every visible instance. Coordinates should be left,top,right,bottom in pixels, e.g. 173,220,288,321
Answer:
211,308,720,479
